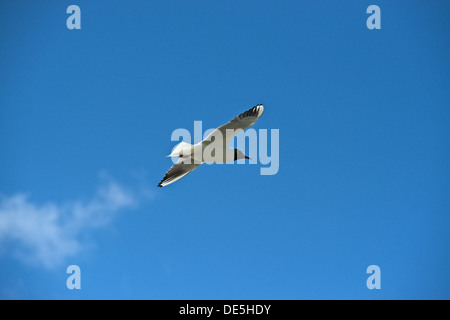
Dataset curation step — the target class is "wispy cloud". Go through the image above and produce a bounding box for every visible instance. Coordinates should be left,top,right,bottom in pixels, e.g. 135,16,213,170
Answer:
0,175,145,269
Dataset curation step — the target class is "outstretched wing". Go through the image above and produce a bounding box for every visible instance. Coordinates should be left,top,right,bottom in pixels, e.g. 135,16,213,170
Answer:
203,104,264,146
157,158,201,187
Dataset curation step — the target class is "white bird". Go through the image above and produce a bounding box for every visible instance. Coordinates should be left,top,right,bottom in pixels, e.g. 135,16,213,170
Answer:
157,104,264,187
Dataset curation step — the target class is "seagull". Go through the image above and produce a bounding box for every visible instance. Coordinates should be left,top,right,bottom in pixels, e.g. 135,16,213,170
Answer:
157,104,264,187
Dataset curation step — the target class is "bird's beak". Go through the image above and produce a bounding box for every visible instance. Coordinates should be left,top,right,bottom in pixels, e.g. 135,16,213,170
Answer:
245,156,251,160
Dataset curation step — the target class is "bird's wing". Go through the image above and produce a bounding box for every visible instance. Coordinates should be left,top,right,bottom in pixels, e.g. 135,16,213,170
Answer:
202,104,264,146
157,157,201,187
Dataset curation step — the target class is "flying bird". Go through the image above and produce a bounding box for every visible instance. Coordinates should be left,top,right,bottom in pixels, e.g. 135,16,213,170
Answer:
157,104,264,187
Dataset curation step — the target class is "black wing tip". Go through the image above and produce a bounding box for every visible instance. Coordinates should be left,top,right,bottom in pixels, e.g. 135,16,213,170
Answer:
157,182,164,187
244,104,264,117
250,104,263,111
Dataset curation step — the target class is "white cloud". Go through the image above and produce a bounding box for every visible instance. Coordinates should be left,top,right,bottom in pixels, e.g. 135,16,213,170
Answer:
0,177,140,269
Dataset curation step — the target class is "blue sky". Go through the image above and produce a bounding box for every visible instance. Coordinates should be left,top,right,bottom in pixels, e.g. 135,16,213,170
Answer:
0,0,449,299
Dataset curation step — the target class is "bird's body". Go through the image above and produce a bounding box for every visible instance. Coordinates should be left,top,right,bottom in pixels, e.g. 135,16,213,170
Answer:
169,143,240,164
158,104,264,187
